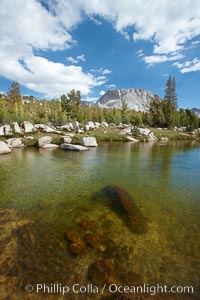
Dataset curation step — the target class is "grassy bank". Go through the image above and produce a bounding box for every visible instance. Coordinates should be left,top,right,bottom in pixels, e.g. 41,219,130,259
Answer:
151,128,196,140
0,126,199,147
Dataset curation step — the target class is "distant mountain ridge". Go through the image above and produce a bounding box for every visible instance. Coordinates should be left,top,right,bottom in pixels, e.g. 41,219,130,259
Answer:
191,108,200,118
95,88,156,112
81,100,94,107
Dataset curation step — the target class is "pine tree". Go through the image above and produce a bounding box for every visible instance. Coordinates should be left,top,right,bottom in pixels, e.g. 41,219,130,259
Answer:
113,108,122,124
60,90,81,119
7,81,22,113
0,97,8,123
163,76,178,128
164,76,177,109
60,94,68,112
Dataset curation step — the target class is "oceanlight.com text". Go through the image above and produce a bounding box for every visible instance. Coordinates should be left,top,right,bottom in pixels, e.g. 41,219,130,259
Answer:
25,283,194,296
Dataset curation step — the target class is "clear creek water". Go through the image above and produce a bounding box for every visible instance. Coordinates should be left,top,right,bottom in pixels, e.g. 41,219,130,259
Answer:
0,141,200,299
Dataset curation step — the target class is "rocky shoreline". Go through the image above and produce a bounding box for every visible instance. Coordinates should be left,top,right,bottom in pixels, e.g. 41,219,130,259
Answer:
0,120,199,155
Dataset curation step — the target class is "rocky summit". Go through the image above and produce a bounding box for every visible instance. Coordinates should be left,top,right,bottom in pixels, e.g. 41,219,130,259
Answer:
95,88,155,112
191,107,200,118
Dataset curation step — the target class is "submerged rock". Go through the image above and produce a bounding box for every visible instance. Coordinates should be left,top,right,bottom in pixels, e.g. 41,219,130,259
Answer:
84,233,100,249
64,228,82,243
64,227,86,256
77,219,96,230
16,222,70,286
0,209,32,298
68,237,86,256
100,185,148,234
88,259,115,285
101,239,117,258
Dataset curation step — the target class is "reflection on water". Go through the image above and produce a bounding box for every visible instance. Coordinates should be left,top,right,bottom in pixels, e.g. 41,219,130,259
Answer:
0,141,200,299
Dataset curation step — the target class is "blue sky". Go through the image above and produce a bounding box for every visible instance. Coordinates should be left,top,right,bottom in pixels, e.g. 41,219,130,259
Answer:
0,0,200,109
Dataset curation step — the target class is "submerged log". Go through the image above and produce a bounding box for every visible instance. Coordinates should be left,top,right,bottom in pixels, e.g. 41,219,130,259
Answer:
101,185,148,234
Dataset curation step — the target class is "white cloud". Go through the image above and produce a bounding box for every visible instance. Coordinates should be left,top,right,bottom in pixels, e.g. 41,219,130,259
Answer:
0,0,74,54
77,54,86,62
89,67,112,75
173,58,200,73
182,63,200,73
82,97,99,103
67,56,78,64
137,49,144,58
99,90,105,96
144,55,169,65
55,1,200,53
101,69,112,75
90,16,102,26
106,84,116,89
0,55,99,98
144,53,184,66
191,41,200,45
121,31,130,41
67,54,86,64
95,76,107,86
0,1,102,97
1,0,200,96
52,0,200,69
